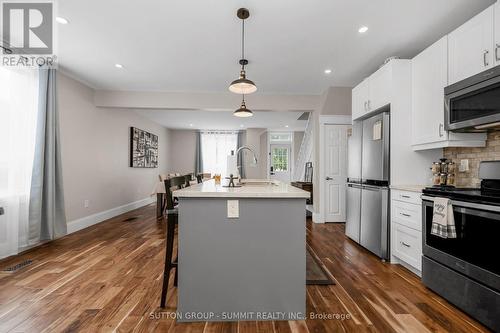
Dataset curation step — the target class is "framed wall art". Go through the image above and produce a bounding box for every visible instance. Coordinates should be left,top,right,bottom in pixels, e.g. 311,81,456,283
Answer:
130,127,158,168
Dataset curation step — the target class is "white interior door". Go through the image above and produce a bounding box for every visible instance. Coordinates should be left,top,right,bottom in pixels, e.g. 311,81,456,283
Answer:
323,125,349,222
269,144,291,183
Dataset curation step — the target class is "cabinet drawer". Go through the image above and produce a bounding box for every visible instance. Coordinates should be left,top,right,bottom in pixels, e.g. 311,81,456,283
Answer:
391,190,421,205
392,200,422,231
392,223,422,271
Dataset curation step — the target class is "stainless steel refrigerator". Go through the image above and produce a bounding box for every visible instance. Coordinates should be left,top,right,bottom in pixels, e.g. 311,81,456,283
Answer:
346,111,390,260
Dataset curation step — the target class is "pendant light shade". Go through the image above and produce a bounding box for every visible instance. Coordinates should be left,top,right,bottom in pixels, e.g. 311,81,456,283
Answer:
229,69,257,94
233,97,253,117
229,8,257,95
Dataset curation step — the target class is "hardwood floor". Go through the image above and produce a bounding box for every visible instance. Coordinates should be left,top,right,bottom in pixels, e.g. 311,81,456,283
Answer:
0,204,490,332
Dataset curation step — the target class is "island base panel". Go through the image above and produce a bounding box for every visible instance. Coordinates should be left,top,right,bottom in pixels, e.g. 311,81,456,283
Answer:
177,197,306,322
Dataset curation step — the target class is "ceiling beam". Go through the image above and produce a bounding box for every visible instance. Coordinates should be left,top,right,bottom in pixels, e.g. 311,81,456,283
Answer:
93,90,320,112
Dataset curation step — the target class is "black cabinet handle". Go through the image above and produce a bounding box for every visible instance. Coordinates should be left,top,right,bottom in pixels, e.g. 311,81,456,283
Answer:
401,195,411,199
0,207,4,215
401,241,411,248
400,213,411,217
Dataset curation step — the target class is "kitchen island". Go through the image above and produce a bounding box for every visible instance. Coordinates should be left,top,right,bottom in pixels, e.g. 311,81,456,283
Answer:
173,179,310,322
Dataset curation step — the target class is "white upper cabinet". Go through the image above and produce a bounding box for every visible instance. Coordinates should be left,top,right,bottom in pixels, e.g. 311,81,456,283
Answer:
448,6,495,85
369,64,392,112
352,79,370,120
352,62,392,121
412,32,487,151
412,37,449,146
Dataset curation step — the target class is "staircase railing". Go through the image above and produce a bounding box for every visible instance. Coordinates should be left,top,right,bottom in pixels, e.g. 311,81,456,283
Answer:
293,115,313,181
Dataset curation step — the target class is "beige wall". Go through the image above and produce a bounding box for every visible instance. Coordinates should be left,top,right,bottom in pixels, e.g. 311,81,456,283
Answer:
259,131,269,178
312,87,352,215
244,128,266,179
320,87,352,115
444,130,500,187
169,129,197,174
58,73,171,222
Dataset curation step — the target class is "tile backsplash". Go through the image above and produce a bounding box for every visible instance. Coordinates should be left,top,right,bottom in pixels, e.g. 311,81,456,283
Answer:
444,131,500,188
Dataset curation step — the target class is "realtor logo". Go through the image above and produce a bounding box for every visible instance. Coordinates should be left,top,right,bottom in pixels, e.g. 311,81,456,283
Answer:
2,2,53,54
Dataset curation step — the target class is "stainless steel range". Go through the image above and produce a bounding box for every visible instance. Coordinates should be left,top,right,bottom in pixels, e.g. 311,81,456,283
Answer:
422,161,500,332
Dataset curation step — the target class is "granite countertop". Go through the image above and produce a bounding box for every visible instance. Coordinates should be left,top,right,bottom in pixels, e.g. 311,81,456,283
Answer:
173,179,310,198
390,185,428,193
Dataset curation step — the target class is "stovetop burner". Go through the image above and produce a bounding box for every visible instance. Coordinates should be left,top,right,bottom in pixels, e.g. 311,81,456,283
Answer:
423,184,500,206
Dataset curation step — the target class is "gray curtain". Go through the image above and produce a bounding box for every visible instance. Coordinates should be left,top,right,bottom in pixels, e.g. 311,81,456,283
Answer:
28,68,67,243
237,131,245,179
195,131,203,175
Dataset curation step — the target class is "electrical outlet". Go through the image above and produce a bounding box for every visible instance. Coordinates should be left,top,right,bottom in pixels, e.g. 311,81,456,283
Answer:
84,200,90,208
227,200,239,218
459,159,469,172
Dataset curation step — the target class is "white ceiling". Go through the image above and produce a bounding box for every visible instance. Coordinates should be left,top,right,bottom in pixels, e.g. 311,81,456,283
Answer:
134,109,308,131
58,0,494,94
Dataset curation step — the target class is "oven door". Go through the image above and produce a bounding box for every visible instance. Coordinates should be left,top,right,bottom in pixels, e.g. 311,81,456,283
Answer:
422,197,500,292
445,66,500,132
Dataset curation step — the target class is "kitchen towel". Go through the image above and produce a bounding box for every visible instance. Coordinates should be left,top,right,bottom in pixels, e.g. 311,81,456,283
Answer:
431,197,456,239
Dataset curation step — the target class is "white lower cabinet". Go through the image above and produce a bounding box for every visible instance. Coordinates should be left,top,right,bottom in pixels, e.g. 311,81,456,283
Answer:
392,223,422,272
391,190,422,274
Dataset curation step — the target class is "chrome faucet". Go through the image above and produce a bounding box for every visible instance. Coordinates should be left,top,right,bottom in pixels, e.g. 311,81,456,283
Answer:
235,146,258,181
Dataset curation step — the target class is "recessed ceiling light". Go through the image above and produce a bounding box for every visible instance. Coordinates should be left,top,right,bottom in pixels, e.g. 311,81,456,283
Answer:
56,17,69,24
240,124,245,128
115,63,124,69
189,124,193,127
285,125,289,128
358,26,369,33
324,69,332,74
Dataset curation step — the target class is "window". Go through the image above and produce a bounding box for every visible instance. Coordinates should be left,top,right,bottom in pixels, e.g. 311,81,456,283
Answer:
271,147,289,172
0,67,39,257
201,131,238,177
270,132,292,142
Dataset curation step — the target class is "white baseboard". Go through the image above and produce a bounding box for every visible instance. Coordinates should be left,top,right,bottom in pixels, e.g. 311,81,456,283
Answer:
67,197,155,234
312,211,324,223
390,257,422,277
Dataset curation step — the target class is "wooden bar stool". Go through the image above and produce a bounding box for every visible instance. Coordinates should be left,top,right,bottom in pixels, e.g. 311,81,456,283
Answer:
160,175,186,308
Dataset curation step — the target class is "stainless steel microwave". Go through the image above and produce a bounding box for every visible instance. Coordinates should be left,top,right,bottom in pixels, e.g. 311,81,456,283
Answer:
445,65,500,132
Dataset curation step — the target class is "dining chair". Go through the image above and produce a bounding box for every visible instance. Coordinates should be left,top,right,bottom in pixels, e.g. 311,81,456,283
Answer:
184,174,192,187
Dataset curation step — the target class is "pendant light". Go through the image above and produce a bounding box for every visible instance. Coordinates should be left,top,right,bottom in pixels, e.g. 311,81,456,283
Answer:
233,95,253,117
229,8,257,95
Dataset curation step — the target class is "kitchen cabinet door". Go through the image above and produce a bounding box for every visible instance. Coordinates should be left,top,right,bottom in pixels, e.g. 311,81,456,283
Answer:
412,37,448,145
352,79,369,120
448,6,494,84
369,63,392,112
